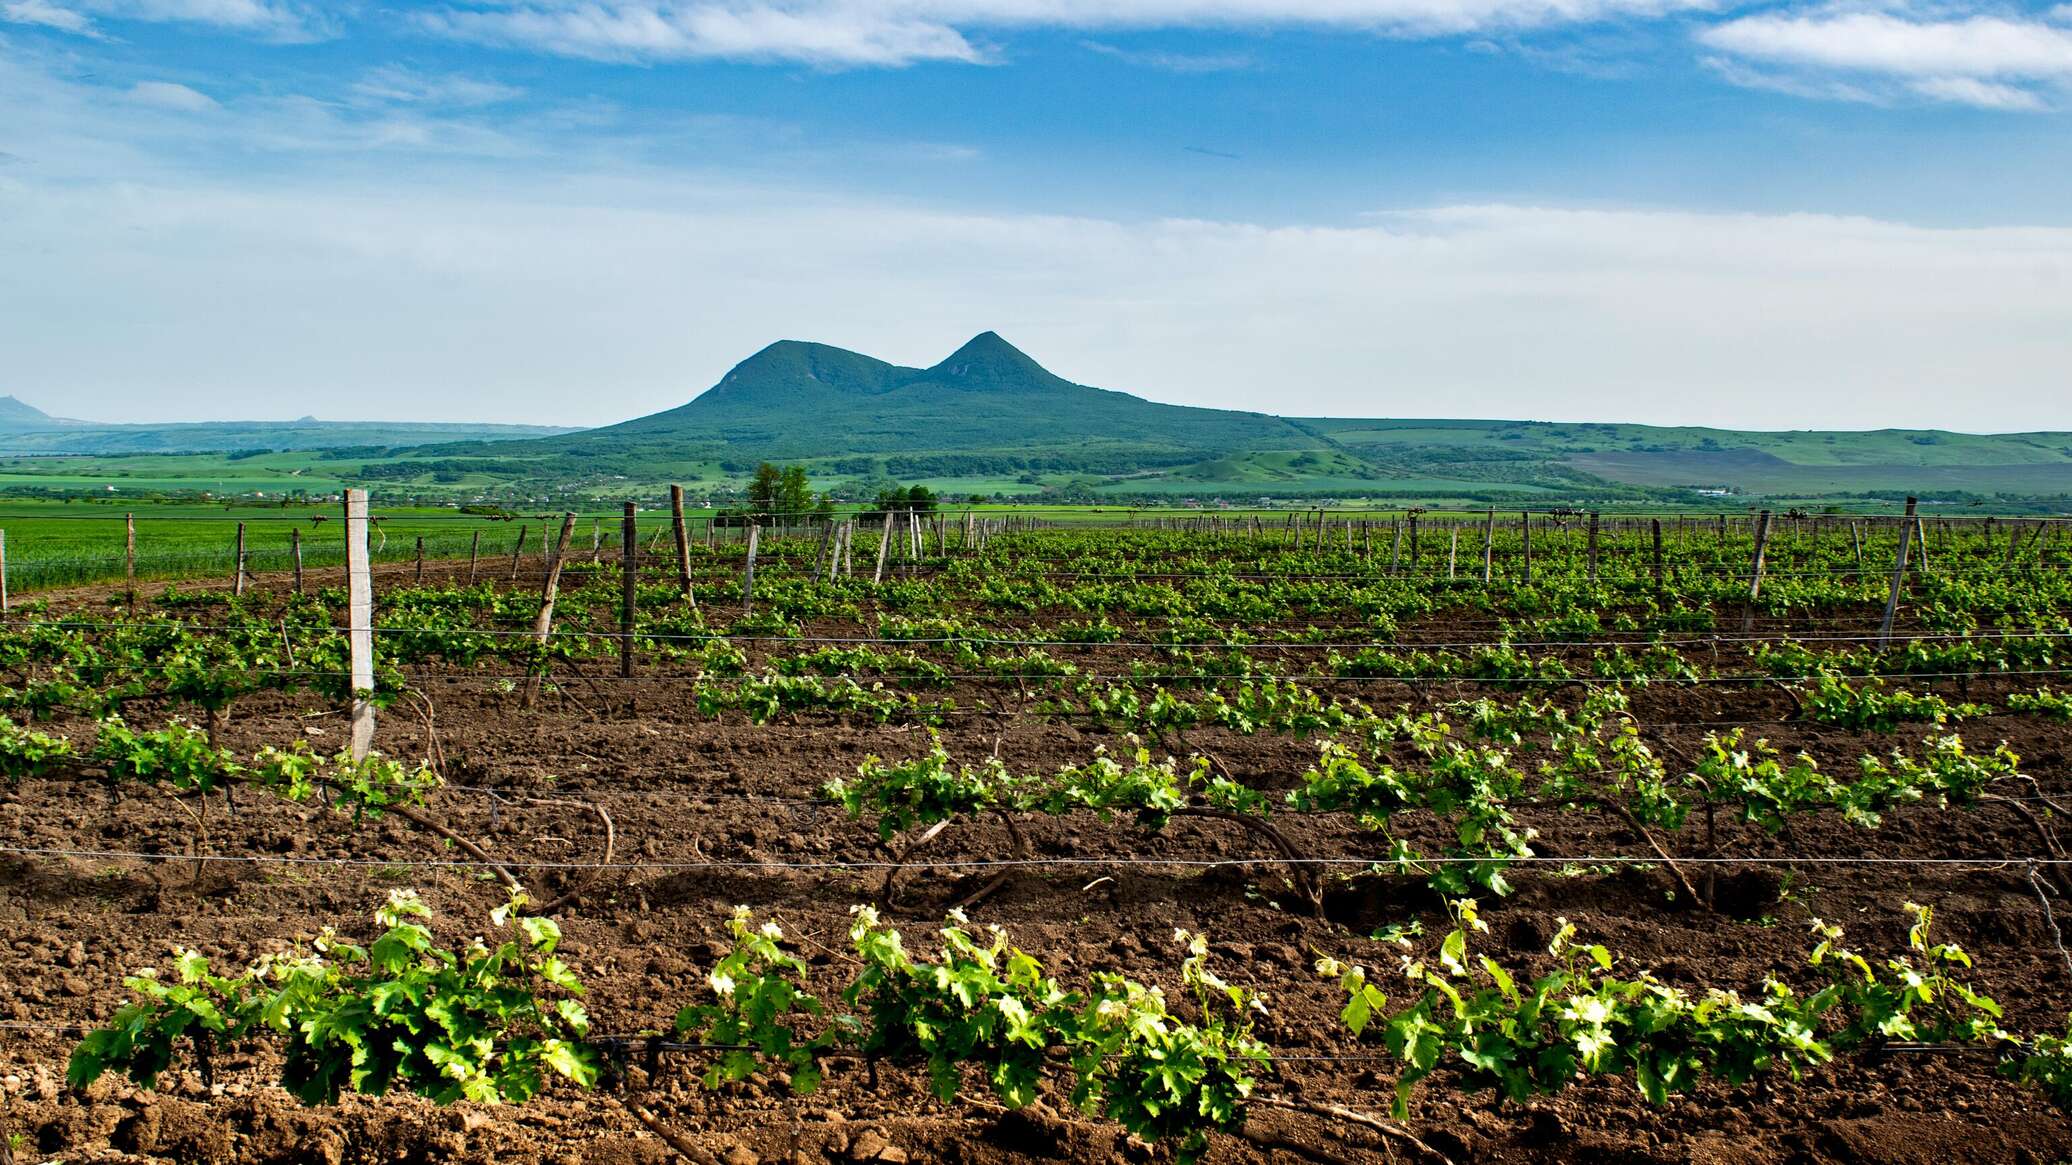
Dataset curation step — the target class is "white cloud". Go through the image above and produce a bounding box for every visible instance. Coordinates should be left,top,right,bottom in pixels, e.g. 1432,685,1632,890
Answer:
2,0,326,40
0,0,99,34
1699,9,2072,110
127,79,218,110
1082,40,1252,71
1909,73,2049,109
2,174,2068,430
417,0,1719,68
349,65,526,107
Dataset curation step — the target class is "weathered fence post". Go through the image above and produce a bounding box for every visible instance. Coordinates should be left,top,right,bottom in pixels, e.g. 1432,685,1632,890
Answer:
1650,518,1664,588
291,527,304,594
620,501,638,678
1521,512,1533,583
125,512,137,603
233,522,247,596
1880,497,1918,646
671,485,695,605
742,523,761,613
1743,510,1773,633
1586,512,1600,582
523,513,579,709
466,530,479,584
343,489,375,760
1482,507,1495,583
873,512,895,584
509,525,528,582
414,536,425,583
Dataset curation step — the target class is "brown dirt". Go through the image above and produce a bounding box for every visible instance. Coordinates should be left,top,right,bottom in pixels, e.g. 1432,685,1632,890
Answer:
4,569,2072,1165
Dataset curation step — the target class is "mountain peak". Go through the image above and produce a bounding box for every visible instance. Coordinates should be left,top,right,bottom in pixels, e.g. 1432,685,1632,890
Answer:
928,331,1058,390
0,395,65,430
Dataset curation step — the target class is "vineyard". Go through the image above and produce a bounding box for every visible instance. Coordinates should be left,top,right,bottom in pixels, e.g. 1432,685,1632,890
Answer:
3,500,2072,1165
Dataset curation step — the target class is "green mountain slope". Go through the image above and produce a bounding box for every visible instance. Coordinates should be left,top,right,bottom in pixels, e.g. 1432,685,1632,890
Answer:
587,332,1323,463
0,399,580,453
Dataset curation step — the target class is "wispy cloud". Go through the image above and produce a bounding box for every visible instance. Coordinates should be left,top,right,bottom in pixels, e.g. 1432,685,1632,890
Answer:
415,0,1720,69
1082,40,1252,73
349,65,526,108
127,78,217,109
1,0,329,40
1699,8,2072,111
1,0,99,34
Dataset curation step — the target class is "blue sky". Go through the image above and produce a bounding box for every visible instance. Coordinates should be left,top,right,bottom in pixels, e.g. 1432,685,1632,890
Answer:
2,1,2070,430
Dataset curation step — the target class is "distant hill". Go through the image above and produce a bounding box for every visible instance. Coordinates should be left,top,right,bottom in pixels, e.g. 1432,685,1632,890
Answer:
0,396,82,429
0,396,579,454
14,338,2072,506
581,332,1327,466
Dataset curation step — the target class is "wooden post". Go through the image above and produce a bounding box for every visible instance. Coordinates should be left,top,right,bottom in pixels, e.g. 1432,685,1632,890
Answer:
290,527,304,594
592,519,603,563
125,512,136,603
842,520,855,577
1742,510,1773,633
670,485,694,604
521,514,579,708
1408,512,1419,573
1482,508,1495,583
1879,498,1918,645
1650,518,1664,588
1521,512,1533,583
0,529,8,615
1586,512,1599,582
414,536,425,583
233,522,247,596
466,530,480,584
620,501,637,678
742,523,760,613
1387,521,1403,575
343,489,375,760
509,525,528,582
873,512,895,584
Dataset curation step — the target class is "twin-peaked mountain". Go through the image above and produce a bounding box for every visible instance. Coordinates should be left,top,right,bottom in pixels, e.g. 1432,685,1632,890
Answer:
579,331,1330,464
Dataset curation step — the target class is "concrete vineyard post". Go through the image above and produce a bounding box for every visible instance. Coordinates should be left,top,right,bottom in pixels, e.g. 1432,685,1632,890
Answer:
523,513,579,709
620,502,637,678
593,520,603,563
743,523,760,613
125,513,136,604
343,489,375,760
1851,522,1863,572
1387,521,1403,575
291,528,304,595
1743,510,1773,633
1880,497,1918,645
0,530,8,614
1408,513,1419,573
233,522,247,596
1447,529,1458,579
671,485,694,604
